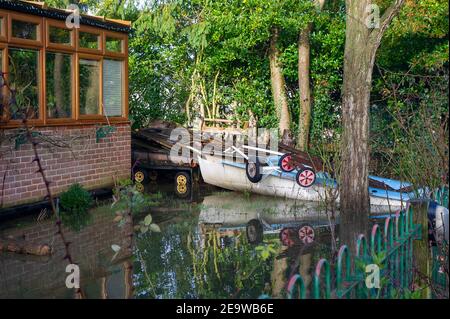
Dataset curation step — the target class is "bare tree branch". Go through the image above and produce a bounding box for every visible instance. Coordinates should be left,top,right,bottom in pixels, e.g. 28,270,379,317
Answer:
369,0,406,47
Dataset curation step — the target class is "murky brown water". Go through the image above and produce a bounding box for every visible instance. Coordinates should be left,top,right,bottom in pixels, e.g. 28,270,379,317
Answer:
0,183,337,299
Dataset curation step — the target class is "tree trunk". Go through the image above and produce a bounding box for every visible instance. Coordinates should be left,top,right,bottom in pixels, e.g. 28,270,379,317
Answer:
269,27,291,135
297,24,313,151
0,238,52,256
340,0,405,250
297,0,326,151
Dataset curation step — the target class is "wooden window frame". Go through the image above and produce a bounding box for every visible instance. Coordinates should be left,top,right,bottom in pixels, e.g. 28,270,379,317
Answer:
77,53,103,120
0,11,7,43
46,19,76,52
8,13,43,47
77,26,103,55
4,44,45,126
103,30,127,58
0,11,129,128
44,50,76,124
0,44,7,123
102,57,128,120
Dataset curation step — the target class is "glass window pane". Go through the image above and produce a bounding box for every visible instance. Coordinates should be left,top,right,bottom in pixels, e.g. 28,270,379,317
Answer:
103,59,123,117
12,20,38,40
0,17,4,37
79,32,99,50
8,48,40,119
79,59,100,115
46,52,72,118
49,26,72,45
106,37,123,53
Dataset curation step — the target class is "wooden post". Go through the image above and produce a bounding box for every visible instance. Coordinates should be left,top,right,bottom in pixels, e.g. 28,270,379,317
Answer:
411,199,431,298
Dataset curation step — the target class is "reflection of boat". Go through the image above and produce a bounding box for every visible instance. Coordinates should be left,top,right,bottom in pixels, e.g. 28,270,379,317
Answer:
199,192,330,226
198,193,331,251
198,155,413,213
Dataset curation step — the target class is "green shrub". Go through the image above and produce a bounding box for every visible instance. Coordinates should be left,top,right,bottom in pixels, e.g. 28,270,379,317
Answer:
59,183,93,231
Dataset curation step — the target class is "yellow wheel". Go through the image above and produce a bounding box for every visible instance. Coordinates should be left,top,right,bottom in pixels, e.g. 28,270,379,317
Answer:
176,174,188,186
177,183,187,194
135,182,145,193
134,169,147,184
175,172,190,198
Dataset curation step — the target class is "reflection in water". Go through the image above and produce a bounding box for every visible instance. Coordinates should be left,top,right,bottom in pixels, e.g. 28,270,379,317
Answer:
0,185,335,299
133,191,334,299
0,204,134,299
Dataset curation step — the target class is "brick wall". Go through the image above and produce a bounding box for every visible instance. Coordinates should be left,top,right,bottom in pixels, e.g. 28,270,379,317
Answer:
0,123,131,209
0,206,133,298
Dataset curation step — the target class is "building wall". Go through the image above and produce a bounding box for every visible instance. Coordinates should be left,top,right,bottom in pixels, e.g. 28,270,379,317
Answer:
0,123,131,209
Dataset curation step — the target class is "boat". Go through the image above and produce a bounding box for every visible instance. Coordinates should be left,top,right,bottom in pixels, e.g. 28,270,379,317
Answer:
198,154,415,213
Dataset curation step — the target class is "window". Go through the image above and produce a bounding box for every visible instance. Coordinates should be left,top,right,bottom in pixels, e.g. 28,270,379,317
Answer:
79,31,99,50
12,20,38,41
46,52,72,119
49,26,72,45
79,58,100,115
1,12,129,126
106,36,123,53
103,59,123,117
8,48,40,119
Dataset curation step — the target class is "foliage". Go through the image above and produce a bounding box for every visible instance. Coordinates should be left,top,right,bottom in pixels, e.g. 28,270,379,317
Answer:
36,0,448,183
369,0,449,182
59,183,93,231
112,181,161,217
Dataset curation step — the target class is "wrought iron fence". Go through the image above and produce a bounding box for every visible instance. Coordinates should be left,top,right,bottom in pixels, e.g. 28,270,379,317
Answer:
281,204,427,299
259,190,449,299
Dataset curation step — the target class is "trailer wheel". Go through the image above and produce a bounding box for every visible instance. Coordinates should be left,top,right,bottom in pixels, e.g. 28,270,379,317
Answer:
246,159,262,183
296,168,316,188
175,172,190,198
134,169,149,184
297,223,315,244
279,227,296,247
279,153,295,173
135,182,145,193
246,219,264,244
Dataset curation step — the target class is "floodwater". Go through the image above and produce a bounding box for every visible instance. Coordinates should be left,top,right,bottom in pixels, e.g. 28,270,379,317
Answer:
0,182,338,299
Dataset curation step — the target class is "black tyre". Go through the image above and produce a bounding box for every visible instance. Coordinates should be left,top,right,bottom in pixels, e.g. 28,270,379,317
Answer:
246,219,264,244
246,159,263,183
278,153,295,172
295,167,316,188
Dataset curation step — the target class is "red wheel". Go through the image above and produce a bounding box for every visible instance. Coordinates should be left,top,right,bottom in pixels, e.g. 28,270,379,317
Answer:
298,224,315,244
279,227,296,247
296,168,316,188
278,154,295,172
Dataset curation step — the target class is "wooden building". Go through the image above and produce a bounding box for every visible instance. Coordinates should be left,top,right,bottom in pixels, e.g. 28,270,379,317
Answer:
0,1,131,209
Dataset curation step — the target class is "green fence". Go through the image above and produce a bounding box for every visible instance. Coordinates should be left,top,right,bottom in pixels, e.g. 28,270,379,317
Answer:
434,186,449,208
261,188,450,299
431,185,448,298
282,202,444,299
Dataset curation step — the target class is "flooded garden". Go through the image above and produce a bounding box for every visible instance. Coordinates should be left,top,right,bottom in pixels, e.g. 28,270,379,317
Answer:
0,182,338,299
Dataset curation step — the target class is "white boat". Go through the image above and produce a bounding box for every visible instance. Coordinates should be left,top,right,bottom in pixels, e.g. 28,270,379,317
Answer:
198,154,414,213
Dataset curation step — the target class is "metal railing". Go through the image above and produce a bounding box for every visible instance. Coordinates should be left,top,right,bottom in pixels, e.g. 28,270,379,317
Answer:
283,204,423,299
